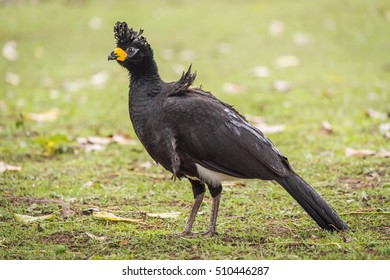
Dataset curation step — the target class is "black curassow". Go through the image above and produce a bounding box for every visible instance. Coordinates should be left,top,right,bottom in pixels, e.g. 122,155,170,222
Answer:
108,22,349,236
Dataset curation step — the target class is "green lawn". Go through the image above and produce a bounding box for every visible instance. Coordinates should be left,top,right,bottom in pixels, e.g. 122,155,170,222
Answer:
0,0,389,259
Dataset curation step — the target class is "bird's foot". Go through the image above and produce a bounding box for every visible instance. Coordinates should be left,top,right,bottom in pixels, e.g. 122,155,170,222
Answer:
169,229,218,238
201,230,218,237
169,231,198,238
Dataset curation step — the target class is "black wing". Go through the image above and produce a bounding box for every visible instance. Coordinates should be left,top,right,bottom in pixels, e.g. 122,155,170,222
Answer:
161,89,293,180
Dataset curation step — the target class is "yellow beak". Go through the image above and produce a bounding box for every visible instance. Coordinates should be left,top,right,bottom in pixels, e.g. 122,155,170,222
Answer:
108,47,127,61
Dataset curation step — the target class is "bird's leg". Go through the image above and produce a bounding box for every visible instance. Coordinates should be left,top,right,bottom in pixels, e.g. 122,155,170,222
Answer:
203,184,222,236
180,179,206,236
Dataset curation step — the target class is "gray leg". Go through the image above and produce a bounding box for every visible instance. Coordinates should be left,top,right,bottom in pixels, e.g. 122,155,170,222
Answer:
180,179,206,236
203,184,223,236
203,192,221,236
182,192,205,235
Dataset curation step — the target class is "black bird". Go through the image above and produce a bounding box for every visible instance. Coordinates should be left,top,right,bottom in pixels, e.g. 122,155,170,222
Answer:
108,22,349,236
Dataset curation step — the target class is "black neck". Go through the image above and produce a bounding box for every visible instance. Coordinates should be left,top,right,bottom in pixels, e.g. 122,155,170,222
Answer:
128,56,161,85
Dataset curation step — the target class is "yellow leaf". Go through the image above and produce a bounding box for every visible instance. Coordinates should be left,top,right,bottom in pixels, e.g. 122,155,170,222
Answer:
14,213,54,224
92,211,149,226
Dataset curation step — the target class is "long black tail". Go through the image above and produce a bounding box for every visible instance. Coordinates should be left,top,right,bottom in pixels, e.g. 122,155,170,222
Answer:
276,174,349,231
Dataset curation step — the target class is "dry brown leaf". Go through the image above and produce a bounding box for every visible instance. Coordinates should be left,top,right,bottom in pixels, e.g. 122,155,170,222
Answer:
319,120,334,134
5,72,20,86
273,80,292,93
275,55,299,68
77,136,112,145
119,240,128,246
90,71,109,88
269,20,285,37
379,123,390,139
345,148,390,158
250,66,270,78
293,32,311,46
0,162,22,173
366,109,388,120
88,16,103,30
27,108,60,122
375,150,390,158
112,133,138,145
222,83,246,94
79,143,106,153
2,40,18,61
345,148,375,157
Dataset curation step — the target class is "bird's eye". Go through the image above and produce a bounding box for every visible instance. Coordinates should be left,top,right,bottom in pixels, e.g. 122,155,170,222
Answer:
126,47,135,53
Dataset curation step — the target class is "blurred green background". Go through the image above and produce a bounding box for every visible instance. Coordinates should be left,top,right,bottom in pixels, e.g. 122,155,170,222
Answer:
0,0,389,259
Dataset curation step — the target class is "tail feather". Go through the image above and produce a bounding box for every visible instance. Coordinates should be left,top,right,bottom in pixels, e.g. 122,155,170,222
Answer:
276,174,349,231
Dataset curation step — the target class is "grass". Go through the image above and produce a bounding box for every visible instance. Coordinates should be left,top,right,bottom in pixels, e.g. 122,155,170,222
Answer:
0,0,389,260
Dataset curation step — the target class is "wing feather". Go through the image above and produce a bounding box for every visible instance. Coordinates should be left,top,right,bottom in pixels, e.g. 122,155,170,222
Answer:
161,89,293,180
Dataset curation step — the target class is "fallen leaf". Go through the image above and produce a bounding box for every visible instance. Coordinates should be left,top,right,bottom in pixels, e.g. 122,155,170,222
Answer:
345,148,375,157
90,71,109,88
83,181,94,188
112,133,138,145
366,109,388,120
222,83,246,94
293,32,311,46
375,150,390,158
217,42,232,54
0,162,21,173
63,78,88,92
146,212,181,219
92,211,149,226
319,120,334,134
379,123,390,139
161,48,174,60
14,213,54,224
250,66,270,78
179,49,194,61
88,16,102,30
79,143,106,153
2,40,18,61
275,55,299,68
140,161,153,170
269,20,285,37
119,240,128,246
26,108,60,122
273,80,292,93
5,72,20,86
77,133,137,152
82,181,104,190
246,115,285,134
85,232,107,241
77,136,112,145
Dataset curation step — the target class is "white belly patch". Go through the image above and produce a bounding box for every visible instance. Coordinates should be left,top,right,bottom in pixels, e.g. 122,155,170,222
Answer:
195,163,238,186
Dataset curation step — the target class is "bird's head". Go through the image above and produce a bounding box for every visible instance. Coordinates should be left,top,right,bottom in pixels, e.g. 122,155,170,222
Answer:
108,22,153,68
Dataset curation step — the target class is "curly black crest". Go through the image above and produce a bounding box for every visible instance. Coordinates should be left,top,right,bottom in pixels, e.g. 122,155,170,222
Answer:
114,21,149,48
